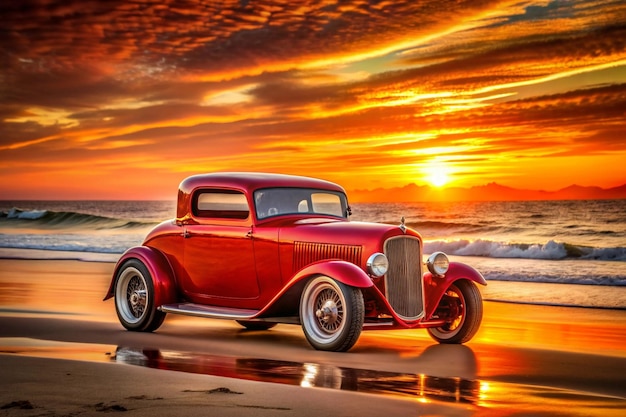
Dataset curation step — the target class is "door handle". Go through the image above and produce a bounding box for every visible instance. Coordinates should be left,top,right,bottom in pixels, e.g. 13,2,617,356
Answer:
246,229,253,239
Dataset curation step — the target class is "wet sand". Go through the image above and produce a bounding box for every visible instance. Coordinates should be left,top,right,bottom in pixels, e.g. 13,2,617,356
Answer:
1,258,626,416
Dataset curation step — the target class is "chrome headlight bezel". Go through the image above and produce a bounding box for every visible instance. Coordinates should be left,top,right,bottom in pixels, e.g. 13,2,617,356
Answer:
427,252,449,276
366,252,389,277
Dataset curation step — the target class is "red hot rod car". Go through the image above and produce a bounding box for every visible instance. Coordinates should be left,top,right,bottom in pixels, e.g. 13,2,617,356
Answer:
104,172,486,352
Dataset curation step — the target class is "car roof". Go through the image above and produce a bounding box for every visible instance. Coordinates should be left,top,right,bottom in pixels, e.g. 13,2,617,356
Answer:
176,172,347,221
179,172,346,195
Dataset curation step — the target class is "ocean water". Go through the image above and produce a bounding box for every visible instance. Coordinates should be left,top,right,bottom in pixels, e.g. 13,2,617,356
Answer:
1,199,625,309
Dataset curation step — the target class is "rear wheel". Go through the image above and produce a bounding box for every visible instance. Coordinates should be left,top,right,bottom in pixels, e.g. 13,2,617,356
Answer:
300,276,364,352
427,280,482,344
114,259,165,332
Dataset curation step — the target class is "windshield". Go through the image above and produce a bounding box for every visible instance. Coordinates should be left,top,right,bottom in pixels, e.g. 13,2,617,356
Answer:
254,188,349,219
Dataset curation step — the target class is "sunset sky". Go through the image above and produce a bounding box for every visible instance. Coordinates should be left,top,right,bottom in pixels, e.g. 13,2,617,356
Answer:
1,0,625,200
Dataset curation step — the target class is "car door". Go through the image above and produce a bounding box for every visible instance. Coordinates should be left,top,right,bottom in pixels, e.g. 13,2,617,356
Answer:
182,189,260,303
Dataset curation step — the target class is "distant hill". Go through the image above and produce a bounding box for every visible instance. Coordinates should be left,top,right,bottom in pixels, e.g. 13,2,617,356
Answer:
348,182,626,202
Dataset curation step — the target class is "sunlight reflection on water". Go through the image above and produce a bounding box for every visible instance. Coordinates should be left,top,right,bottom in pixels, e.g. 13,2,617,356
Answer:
2,337,625,416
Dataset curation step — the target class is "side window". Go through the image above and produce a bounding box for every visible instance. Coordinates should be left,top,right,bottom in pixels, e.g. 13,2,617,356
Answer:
311,193,343,216
193,190,249,219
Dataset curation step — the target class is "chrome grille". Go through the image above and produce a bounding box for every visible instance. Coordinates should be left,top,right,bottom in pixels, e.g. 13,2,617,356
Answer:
384,236,424,320
293,241,362,272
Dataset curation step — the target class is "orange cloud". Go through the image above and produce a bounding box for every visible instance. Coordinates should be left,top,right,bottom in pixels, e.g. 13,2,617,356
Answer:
1,0,625,199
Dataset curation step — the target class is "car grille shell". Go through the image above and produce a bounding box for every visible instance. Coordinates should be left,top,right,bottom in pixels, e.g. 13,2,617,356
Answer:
384,236,424,321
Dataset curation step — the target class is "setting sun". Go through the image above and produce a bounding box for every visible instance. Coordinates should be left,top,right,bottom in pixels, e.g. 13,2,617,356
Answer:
424,164,451,187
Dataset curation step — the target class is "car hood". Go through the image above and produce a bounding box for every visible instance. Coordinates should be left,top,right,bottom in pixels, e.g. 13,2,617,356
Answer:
277,218,420,248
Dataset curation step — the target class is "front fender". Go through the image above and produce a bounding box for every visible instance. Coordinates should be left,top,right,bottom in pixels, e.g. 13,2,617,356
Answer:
424,262,487,319
255,260,373,318
292,260,374,289
103,246,177,308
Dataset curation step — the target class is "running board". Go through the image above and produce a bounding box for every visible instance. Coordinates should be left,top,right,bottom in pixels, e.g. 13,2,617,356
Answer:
159,303,259,320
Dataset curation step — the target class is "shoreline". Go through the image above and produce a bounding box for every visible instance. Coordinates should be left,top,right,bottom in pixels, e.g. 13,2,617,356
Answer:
1,257,625,415
1,256,626,356
2,248,626,310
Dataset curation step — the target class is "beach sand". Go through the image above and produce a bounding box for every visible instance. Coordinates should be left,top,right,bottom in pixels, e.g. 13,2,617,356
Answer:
1,258,625,416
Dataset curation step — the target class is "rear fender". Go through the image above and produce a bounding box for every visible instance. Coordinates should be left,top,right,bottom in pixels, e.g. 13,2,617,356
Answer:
103,247,177,308
424,262,486,319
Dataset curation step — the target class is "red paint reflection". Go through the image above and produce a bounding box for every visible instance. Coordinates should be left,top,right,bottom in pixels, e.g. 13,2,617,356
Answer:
114,345,480,404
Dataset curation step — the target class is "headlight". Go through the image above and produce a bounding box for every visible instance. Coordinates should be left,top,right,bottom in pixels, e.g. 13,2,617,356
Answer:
367,252,389,277
427,252,449,276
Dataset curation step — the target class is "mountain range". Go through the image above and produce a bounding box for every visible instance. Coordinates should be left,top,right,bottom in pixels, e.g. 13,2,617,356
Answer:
348,182,626,203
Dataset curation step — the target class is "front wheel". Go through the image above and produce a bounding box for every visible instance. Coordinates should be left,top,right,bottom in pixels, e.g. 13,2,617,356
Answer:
114,259,165,332
300,276,364,352
427,280,483,344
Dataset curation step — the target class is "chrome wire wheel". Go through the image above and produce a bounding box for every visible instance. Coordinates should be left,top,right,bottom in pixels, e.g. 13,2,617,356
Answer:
313,285,344,335
427,280,483,344
115,266,148,325
113,259,165,332
300,276,363,352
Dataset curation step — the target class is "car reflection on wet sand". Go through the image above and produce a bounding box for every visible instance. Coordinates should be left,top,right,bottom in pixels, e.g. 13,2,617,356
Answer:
114,344,481,404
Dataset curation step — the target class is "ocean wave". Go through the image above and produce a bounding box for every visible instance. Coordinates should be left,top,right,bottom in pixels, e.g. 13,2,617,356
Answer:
0,232,143,254
397,220,526,237
0,241,125,254
395,220,502,235
425,239,626,261
6,208,48,220
482,271,626,286
405,220,477,230
1,207,154,230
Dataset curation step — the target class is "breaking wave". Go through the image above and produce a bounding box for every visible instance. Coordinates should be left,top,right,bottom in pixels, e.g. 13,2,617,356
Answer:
424,239,626,261
1,207,154,230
